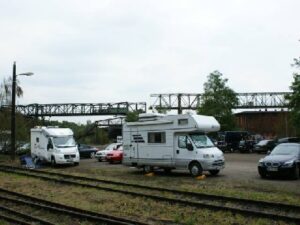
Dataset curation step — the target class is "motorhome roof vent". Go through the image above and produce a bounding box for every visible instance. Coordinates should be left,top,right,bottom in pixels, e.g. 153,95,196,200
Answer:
138,113,165,121
46,126,59,128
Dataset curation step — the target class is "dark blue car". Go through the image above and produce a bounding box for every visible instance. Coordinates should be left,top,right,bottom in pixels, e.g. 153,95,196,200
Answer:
258,143,300,179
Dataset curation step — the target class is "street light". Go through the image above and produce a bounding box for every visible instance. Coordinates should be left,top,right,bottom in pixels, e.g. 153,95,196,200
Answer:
10,62,33,160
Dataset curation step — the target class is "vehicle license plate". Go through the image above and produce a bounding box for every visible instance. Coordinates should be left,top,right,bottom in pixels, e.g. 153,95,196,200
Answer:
267,167,278,172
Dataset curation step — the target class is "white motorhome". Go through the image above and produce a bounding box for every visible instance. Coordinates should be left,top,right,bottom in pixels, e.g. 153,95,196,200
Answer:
31,126,80,165
123,113,225,176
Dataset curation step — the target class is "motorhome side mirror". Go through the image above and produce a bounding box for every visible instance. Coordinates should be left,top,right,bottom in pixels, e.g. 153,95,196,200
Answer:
47,143,53,150
267,150,271,155
187,143,194,151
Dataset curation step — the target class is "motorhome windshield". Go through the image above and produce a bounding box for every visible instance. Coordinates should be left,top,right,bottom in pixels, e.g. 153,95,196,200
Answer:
53,136,76,148
190,134,214,148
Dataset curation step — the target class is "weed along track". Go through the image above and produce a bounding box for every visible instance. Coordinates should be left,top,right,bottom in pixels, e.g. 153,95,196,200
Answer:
0,165,300,224
0,187,148,225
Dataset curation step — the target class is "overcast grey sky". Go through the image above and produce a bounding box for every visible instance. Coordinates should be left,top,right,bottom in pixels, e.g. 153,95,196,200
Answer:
0,0,299,122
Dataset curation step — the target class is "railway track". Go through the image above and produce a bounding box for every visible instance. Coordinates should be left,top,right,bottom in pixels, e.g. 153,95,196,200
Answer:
0,187,148,225
0,164,300,224
0,204,55,225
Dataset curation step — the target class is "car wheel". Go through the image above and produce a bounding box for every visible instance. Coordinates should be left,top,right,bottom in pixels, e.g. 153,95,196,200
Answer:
209,170,220,176
292,165,299,180
98,158,102,162
259,171,267,178
74,162,79,166
51,156,56,167
144,165,153,173
189,162,203,177
90,152,95,159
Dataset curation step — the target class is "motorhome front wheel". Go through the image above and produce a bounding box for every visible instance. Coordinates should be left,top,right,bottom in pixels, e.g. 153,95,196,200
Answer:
51,156,56,166
144,165,153,173
189,162,202,177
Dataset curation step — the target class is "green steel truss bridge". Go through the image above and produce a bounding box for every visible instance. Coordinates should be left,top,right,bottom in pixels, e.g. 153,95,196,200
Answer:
151,92,291,114
0,92,291,117
2,102,146,117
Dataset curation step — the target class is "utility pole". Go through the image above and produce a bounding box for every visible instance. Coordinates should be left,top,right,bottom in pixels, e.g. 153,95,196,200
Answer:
10,62,33,161
10,62,16,160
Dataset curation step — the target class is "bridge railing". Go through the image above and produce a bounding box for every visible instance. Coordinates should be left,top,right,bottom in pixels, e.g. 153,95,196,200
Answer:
150,92,291,113
1,102,147,117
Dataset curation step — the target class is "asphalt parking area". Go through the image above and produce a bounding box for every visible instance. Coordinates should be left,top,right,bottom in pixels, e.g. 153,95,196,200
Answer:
77,153,300,194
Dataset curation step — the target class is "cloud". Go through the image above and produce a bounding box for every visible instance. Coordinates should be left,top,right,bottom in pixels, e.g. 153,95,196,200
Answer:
0,0,299,122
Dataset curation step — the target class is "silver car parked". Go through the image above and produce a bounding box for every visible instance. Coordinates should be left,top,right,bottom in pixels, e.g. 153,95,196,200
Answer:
95,143,122,162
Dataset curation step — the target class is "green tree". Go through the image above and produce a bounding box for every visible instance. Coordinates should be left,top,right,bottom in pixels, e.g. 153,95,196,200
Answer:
197,71,238,130
0,76,25,145
285,55,300,134
125,111,139,122
0,76,23,106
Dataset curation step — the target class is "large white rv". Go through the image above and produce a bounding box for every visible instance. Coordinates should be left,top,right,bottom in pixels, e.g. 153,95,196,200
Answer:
122,113,225,176
31,127,80,165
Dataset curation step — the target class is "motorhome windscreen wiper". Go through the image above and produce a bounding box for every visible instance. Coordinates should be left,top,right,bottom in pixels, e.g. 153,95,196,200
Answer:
56,145,75,148
197,145,215,148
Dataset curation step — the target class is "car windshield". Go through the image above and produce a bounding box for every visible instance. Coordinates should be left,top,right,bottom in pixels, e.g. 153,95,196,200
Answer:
190,134,214,148
271,145,300,156
53,136,76,148
105,143,120,150
257,140,269,145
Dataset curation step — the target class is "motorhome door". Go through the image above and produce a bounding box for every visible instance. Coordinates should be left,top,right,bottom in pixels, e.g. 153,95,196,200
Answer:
129,127,140,159
175,135,195,167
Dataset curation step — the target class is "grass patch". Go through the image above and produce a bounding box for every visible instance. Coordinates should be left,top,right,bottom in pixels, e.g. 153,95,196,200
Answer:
43,165,300,206
0,172,297,225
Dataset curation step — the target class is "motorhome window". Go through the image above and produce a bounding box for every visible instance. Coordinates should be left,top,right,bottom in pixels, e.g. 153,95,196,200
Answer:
178,119,188,125
36,137,39,143
52,136,76,148
148,132,166,143
47,138,53,149
190,134,214,148
178,136,192,148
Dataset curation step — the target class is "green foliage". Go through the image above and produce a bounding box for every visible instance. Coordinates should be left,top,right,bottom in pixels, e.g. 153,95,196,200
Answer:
197,70,238,131
155,107,170,114
285,56,300,135
0,76,23,106
125,111,139,122
46,120,110,145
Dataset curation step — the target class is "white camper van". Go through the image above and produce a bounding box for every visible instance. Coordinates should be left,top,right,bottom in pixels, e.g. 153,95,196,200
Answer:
31,126,80,166
122,113,225,176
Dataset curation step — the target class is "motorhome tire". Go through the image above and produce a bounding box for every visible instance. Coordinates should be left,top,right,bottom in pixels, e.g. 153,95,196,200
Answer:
51,156,56,166
209,170,220,176
144,165,153,173
189,162,202,177
164,168,172,174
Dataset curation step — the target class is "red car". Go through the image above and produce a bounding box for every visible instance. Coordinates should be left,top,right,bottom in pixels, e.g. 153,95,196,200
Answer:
105,146,123,163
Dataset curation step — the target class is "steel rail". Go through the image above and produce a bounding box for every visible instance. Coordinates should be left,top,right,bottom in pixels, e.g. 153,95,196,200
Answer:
0,205,54,225
0,190,148,225
0,166,299,224
1,165,299,213
0,214,33,225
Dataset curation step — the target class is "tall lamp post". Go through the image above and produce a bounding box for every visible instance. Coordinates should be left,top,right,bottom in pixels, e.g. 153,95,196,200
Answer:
10,62,33,160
